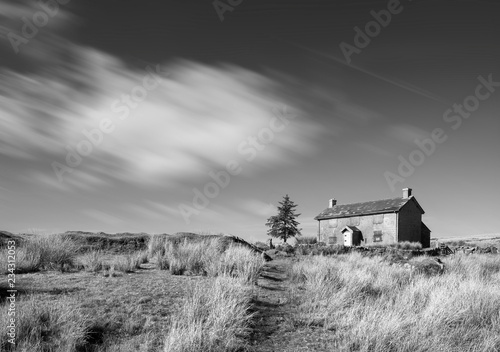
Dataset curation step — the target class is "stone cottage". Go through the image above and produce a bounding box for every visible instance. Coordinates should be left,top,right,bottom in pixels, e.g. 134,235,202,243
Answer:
314,188,431,248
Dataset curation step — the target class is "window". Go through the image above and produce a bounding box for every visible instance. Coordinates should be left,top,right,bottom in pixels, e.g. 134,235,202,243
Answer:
328,236,337,245
373,214,384,225
350,217,360,226
373,231,383,242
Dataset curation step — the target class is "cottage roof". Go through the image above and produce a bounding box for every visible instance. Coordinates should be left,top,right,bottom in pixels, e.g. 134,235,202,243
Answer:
314,196,424,220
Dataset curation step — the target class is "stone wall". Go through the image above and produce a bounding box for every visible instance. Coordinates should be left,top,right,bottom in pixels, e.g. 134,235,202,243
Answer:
318,213,398,246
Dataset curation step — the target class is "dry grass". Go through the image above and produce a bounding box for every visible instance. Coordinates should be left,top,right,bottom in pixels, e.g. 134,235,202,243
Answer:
295,236,318,245
393,241,423,250
4,233,79,273
63,231,150,253
108,254,142,273
163,276,254,352
1,246,40,274
156,249,170,270
168,240,217,275
0,232,263,351
156,238,265,280
444,238,500,249
79,250,106,273
206,245,264,283
5,263,208,351
79,250,147,274
7,229,500,352
364,241,423,250
288,252,500,351
136,250,149,265
0,295,93,351
147,234,170,258
147,233,220,260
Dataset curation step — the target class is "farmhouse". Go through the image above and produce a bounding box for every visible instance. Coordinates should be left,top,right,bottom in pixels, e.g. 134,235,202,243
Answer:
314,188,431,248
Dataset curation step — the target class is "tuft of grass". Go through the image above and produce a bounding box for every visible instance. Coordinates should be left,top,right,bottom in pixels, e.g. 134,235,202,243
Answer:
156,238,264,280
147,234,170,259
169,240,213,275
35,234,78,271
162,276,254,352
136,250,149,265
148,233,222,261
155,239,216,275
156,250,170,270
3,247,42,274
79,250,106,273
8,233,79,273
79,251,145,274
206,245,265,283
393,241,423,250
0,295,93,351
109,254,141,273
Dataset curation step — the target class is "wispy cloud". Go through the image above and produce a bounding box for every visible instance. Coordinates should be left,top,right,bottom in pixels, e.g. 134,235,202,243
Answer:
1,52,324,190
82,209,123,226
25,169,108,192
0,1,325,193
239,199,277,218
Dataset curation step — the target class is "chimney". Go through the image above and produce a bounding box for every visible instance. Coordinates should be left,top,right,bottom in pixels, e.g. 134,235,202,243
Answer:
403,188,412,198
329,199,337,208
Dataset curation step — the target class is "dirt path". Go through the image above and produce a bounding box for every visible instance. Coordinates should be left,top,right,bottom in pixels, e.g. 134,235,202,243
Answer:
249,258,338,352
249,258,294,352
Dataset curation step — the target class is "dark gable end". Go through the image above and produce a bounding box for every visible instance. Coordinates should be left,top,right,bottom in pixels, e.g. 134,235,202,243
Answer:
399,196,425,215
421,222,431,232
314,196,424,221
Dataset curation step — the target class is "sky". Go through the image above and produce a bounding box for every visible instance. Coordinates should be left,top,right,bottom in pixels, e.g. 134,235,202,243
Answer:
0,0,499,241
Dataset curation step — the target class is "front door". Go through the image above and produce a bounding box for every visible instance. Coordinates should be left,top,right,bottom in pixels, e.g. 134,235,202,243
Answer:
344,232,352,246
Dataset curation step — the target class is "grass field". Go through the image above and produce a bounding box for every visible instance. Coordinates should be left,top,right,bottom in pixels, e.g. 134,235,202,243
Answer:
286,253,500,352
1,232,500,351
0,232,264,351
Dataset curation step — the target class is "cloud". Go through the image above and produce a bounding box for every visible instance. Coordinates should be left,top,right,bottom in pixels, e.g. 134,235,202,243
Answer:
121,200,185,223
82,209,123,226
334,99,379,125
239,199,277,218
145,201,181,218
102,61,321,184
25,168,108,192
0,17,324,191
